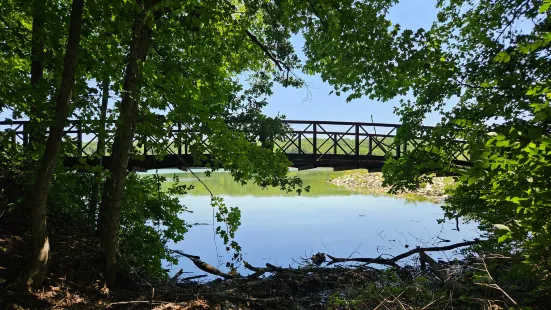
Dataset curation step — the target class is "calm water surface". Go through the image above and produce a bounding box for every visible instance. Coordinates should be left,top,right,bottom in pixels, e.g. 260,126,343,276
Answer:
149,169,479,276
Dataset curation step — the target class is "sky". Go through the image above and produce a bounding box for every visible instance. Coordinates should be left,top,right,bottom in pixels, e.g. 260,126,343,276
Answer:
263,0,441,125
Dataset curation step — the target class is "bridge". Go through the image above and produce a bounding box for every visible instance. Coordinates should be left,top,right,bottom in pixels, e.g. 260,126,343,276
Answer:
0,120,469,171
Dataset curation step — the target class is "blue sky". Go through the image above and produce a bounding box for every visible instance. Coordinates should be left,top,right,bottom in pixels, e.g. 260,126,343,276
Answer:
263,0,440,125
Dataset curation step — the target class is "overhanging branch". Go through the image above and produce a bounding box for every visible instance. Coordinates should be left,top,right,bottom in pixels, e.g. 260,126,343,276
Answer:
245,30,287,72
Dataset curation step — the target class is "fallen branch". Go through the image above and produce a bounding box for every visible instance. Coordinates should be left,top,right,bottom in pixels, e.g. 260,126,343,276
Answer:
243,260,358,278
325,254,400,267
202,291,279,304
171,250,240,279
170,269,183,283
325,239,481,266
181,274,208,281
171,239,481,280
419,252,447,281
389,239,480,262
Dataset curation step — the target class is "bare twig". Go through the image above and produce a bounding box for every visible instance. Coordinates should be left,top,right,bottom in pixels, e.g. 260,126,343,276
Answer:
476,257,517,305
106,300,167,308
180,274,208,281
202,291,279,304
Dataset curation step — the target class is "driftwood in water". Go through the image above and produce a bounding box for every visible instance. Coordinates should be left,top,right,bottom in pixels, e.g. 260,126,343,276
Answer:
172,239,482,279
242,261,355,278
324,239,480,266
170,250,238,279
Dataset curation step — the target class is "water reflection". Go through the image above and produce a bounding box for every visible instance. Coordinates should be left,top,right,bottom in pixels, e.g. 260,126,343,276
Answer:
158,168,353,197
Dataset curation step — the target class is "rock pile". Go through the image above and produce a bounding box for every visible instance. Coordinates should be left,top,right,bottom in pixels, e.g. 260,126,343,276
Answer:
330,171,454,201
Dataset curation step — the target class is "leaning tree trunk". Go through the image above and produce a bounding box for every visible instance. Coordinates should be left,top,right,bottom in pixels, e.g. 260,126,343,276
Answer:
19,0,85,290
97,12,152,287
89,74,109,222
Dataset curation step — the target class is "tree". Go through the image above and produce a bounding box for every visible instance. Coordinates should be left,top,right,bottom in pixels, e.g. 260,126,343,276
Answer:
88,74,109,222
27,0,47,145
18,0,85,289
97,0,156,286
87,0,112,223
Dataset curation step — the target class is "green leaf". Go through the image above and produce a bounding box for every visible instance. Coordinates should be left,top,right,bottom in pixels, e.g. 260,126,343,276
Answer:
493,51,511,63
540,1,551,13
498,232,512,244
496,140,510,147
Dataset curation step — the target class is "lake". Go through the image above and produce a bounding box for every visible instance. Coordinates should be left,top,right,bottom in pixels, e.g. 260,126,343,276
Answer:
148,168,480,277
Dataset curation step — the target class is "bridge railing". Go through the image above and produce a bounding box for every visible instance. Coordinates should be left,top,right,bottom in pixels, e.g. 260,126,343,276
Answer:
278,121,469,164
0,119,469,165
278,120,405,159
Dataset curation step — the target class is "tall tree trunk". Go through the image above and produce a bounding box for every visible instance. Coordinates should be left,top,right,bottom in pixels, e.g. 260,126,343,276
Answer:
30,0,44,93
19,0,85,290
28,0,45,145
89,74,109,222
97,12,152,287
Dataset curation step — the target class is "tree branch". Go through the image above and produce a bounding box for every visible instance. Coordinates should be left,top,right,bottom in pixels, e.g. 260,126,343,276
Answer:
245,30,286,71
171,250,239,279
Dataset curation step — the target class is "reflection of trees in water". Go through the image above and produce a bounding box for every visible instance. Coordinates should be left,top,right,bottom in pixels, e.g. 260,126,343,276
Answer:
160,170,352,197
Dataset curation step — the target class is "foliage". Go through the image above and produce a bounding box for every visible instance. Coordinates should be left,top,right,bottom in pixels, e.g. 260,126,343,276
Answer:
1,0,358,281
47,170,95,224
45,169,193,279
118,173,192,279
445,107,551,270
435,2,551,278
